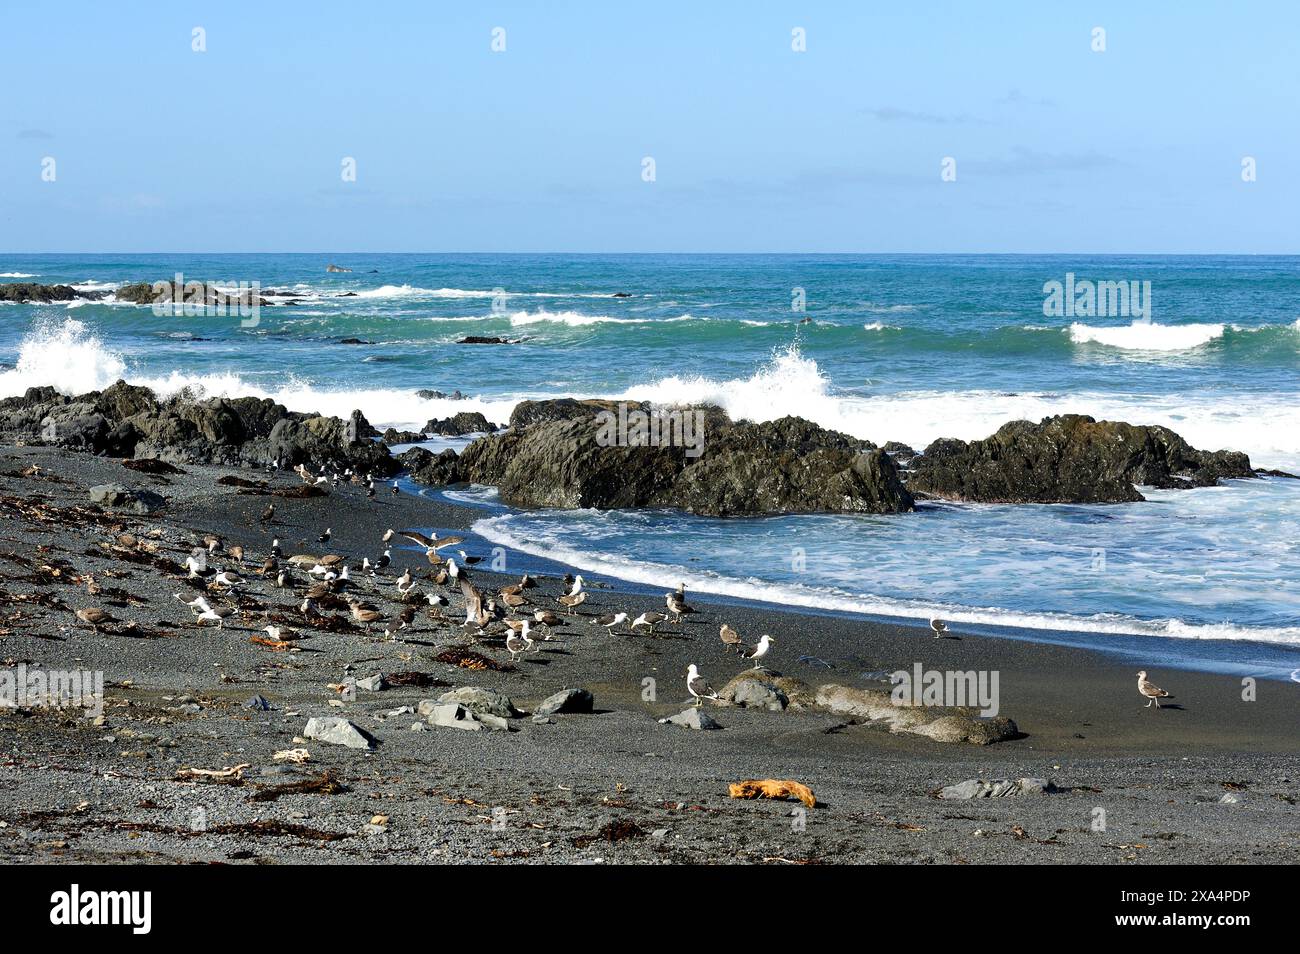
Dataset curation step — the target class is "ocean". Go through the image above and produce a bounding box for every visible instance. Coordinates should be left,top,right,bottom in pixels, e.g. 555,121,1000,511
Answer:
3,253,1299,669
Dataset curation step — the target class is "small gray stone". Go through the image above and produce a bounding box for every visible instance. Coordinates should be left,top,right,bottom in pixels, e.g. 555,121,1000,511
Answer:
356,674,386,692
532,715,555,724
436,686,518,719
535,688,594,716
425,702,511,731
659,708,722,730
303,716,375,750
1219,792,1243,804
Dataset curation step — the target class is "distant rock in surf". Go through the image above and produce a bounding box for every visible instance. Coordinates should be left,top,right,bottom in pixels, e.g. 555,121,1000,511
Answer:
0,282,104,303
908,414,1255,503
325,263,352,273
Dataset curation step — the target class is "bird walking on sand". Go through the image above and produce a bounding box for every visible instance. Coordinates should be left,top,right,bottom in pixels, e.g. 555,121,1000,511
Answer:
174,593,207,615
631,611,666,634
686,664,718,707
597,611,629,634
1137,670,1172,709
719,623,742,648
75,608,115,630
558,591,587,615
929,618,949,638
259,503,275,523
739,634,774,668
505,620,535,661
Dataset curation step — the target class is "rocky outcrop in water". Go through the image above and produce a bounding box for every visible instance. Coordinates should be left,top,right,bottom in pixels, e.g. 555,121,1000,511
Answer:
0,283,106,303
413,399,915,516
114,281,268,308
907,414,1255,503
0,381,398,475
423,411,497,436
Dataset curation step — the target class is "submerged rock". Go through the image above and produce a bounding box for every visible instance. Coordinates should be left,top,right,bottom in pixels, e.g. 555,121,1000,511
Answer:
909,414,1254,503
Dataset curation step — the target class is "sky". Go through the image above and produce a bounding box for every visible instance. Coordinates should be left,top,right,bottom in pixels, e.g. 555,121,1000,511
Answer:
1,1,1297,253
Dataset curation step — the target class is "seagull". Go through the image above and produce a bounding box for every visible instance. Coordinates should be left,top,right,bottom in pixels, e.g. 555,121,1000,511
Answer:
196,607,225,628
567,575,585,598
75,608,116,630
739,634,774,668
597,611,629,634
213,570,245,588
391,481,400,496
183,555,211,579
719,623,743,648
396,567,413,592
666,590,694,623
259,503,275,523
447,558,460,581
426,592,448,617
269,538,283,559
382,529,395,543
929,618,949,638
558,591,587,615
203,534,223,554
533,609,562,632
457,550,482,566
686,664,718,707
1137,670,1172,709
376,548,391,571
630,611,666,634
505,620,534,661
174,593,208,615
318,527,332,544
262,624,287,641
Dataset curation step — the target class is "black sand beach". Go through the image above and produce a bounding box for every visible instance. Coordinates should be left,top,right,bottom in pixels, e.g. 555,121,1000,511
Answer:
1,446,1297,865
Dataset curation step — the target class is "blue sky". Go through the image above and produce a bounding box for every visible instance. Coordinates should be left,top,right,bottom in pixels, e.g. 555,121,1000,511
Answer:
2,1,1296,253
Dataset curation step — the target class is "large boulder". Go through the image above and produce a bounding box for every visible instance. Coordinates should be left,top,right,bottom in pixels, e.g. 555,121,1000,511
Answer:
908,414,1255,503
813,684,1019,745
437,400,915,517
423,411,496,435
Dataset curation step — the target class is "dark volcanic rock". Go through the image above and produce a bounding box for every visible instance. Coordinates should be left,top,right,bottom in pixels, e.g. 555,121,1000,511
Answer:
908,414,1255,503
381,427,425,444
423,411,496,436
114,280,268,308
0,283,103,303
458,336,516,345
439,399,915,516
0,379,398,476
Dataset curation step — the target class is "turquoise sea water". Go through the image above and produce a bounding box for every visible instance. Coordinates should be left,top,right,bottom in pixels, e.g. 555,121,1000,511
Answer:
3,254,1298,660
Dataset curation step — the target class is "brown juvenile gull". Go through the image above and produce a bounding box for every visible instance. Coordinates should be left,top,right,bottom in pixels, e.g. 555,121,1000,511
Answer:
558,591,587,615
719,623,743,648
1137,670,1172,709
686,664,719,706
75,608,116,630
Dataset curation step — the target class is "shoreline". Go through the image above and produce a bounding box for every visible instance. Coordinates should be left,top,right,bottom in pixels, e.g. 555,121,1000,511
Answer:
405,484,1300,682
1,445,1297,864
